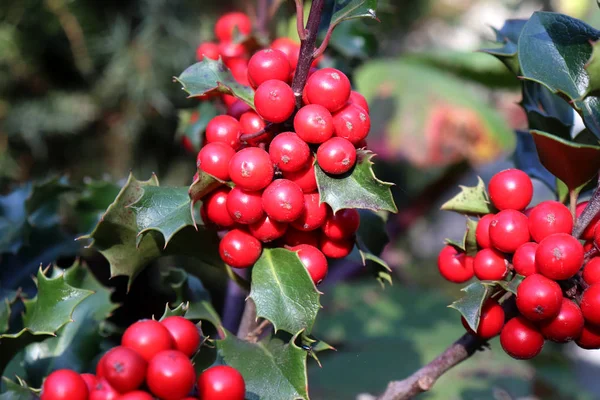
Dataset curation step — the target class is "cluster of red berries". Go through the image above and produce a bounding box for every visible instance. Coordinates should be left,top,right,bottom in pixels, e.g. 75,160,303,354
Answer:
439,168,600,359
193,12,370,283
40,317,245,400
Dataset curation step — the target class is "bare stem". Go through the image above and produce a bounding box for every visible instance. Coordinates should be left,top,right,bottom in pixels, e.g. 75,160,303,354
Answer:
240,123,273,142
246,319,271,343
256,0,269,35
573,174,600,239
237,298,259,339
569,188,578,223
313,25,334,58
295,0,307,40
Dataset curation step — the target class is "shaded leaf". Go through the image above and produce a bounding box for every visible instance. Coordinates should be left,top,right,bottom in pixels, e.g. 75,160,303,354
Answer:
448,282,495,332
71,179,121,235
498,275,524,295
440,177,494,215
586,40,600,96
355,210,392,286
521,81,574,138
480,19,527,75
159,302,190,320
189,169,222,207
465,218,478,257
513,130,557,192
0,291,19,334
0,378,37,400
330,0,378,28
176,102,219,152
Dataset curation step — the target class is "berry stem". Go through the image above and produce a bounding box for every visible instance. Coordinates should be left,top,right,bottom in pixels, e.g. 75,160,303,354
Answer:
294,0,307,40
569,188,578,223
313,24,334,59
237,298,260,340
573,174,600,238
245,319,271,343
239,122,274,142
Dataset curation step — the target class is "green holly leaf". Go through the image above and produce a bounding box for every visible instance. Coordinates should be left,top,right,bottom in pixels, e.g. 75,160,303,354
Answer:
480,19,526,75
159,302,190,320
189,169,222,206
0,378,37,400
448,281,495,332
330,0,378,28
250,248,321,335
315,150,396,214
0,268,93,377
217,331,309,400
176,102,219,152
498,275,524,295
440,177,494,215
175,58,255,108
586,40,600,97
0,291,19,334
70,179,121,234
465,218,478,257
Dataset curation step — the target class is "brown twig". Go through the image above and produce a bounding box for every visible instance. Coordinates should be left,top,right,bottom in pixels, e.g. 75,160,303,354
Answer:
313,25,334,58
572,173,600,239
237,298,259,339
240,122,274,142
245,319,271,343
294,0,307,40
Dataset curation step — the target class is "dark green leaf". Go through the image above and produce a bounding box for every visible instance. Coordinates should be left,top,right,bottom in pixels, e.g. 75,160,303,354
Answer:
315,150,396,214
586,40,600,96
175,58,254,108
498,275,524,295
514,130,556,192
521,81,574,138
159,302,190,319
0,378,37,400
328,20,377,59
330,0,378,28
71,179,121,235
189,170,222,206
0,291,19,334
217,332,309,400
176,102,220,152
354,210,392,285
356,245,392,286
465,218,478,257
448,282,495,332
440,177,494,215
480,19,527,75
250,248,321,335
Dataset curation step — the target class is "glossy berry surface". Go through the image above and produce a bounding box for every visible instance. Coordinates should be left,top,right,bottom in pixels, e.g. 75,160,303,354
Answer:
249,215,288,242
228,147,274,191
475,214,494,249
539,298,584,342
583,257,600,285
119,392,154,400
580,284,600,325
262,179,305,222
215,12,252,42
317,137,357,175
461,299,504,339
320,235,354,259
160,316,201,357
80,374,97,393
500,316,544,359
122,319,173,362
576,201,600,240
488,169,533,211
516,274,562,321
206,115,242,149
226,186,264,225
348,91,369,112
294,104,334,144
202,187,235,228
291,192,328,231
103,346,146,393
89,378,118,400
488,209,530,253
437,245,474,283
528,201,573,243
305,68,351,112
473,248,507,281
269,132,311,172
247,49,291,88
322,208,360,239
291,244,328,284
240,111,266,137
198,365,246,400
41,369,88,400
254,80,295,123
219,229,262,268
576,323,600,349
512,242,538,276
197,142,236,181
285,227,320,248
196,42,220,61
271,38,300,69
535,233,584,280
332,103,370,145
283,160,317,193
147,350,196,400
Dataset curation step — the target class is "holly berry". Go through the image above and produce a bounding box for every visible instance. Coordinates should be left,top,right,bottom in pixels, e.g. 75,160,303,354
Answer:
283,160,318,193
535,233,584,280
102,346,147,393
475,214,494,249
332,103,370,145
500,316,544,359
317,137,357,175
291,244,328,284
161,316,201,357
215,12,252,42
147,350,196,400
576,201,600,240
580,284,600,325
294,104,334,144
488,209,530,253
488,169,533,211
206,115,242,149
285,227,320,248
219,229,262,268
320,235,354,259
512,242,538,276
515,274,562,321
122,320,173,362
228,147,274,191
80,374,97,393
291,192,328,231
583,257,600,285
197,142,236,181
528,201,573,243
576,323,600,349
271,38,300,69
119,392,154,400
89,378,119,400
41,369,88,400
226,186,264,224
269,132,311,172
196,42,220,61
539,298,584,342
240,111,266,137
322,208,360,239
473,248,507,281
227,98,252,118
249,214,288,242
254,80,295,123
348,91,369,113
247,49,291,88
461,299,504,339
437,245,474,283
262,179,305,222
202,187,235,228
305,68,351,112
197,365,246,400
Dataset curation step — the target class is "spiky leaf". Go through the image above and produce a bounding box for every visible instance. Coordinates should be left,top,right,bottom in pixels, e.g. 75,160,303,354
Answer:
498,275,524,295
465,218,478,257
189,170,222,206
440,177,494,215
0,378,37,400
0,292,19,334
480,19,527,74
330,0,378,28
448,282,495,332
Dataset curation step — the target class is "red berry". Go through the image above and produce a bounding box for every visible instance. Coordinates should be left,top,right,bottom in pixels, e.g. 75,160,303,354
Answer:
89,378,119,400
41,369,88,400
500,316,544,359
291,193,328,231
227,99,252,119
122,319,173,362
80,374,97,393
161,316,201,357
119,392,154,400
262,179,305,222
528,201,573,242
576,323,600,349
219,229,262,268
583,257,600,285
576,201,600,240
271,38,300,69
473,248,507,281
475,214,494,249
461,299,504,339
438,245,475,283
202,187,235,228
516,274,562,321
239,111,270,145
103,346,146,393
247,49,291,88
489,209,530,253
294,105,334,144
269,132,311,172
96,355,106,378
580,284,600,325
147,350,195,400
535,233,584,280
222,94,238,107
206,115,242,149
197,142,236,181
198,365,246,400
320,235,354,258
317,137,357,175
291,244,328,284
283,157,317,193
226,186,264,224
512,242,538,276
196,42,220,61
322,209,360,239
228,147,274,191
305,68,351,112
215,12,252,42
488,169,533,211
249,214,288,242
348,91,369,113
285,227,320,248
539,298,584,342
254,80,295,123
332,104,370,145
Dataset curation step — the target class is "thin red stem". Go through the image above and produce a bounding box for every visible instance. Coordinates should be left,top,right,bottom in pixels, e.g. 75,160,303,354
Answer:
313,24,334,58
295,0,307,40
